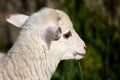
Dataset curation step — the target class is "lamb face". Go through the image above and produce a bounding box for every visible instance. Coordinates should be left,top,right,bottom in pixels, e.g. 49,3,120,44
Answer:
6,8,86,61
49,10,86,60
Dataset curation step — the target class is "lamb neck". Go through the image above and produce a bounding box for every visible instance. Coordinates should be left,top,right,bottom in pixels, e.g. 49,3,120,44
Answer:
1,32,60,80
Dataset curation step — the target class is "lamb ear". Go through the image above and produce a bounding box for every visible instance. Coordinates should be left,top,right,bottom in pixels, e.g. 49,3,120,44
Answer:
5,14,29,28
46,27,61,41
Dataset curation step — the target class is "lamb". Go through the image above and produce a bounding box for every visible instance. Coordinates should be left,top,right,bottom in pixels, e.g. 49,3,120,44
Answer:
0,8,86,80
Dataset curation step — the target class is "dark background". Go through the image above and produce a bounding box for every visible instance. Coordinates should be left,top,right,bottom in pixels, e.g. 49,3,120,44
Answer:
0,0,120,80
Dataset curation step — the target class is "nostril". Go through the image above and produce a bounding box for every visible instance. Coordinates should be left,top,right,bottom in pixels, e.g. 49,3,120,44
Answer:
84,45,87,50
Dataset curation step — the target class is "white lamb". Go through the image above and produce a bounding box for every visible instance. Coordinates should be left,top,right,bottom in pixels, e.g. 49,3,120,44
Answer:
0,8,86,80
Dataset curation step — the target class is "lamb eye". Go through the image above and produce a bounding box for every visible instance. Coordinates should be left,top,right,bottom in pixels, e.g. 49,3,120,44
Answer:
63,31,72,39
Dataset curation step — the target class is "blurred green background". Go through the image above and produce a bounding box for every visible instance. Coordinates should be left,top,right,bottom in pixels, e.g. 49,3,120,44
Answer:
0,0,120,80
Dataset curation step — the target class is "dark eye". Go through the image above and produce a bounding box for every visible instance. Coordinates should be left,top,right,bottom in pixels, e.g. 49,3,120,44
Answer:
63,31,72,39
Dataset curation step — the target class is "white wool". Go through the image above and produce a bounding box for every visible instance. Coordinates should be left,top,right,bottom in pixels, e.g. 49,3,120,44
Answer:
0,8,86,80
0,53,4,62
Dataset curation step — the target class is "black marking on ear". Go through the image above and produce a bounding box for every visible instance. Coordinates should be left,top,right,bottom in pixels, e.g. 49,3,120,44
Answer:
44,26,62,49
45,26,61,41
54,27,61,40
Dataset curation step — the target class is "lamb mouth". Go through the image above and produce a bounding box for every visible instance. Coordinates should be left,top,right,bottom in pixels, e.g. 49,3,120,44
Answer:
73,52,85,57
